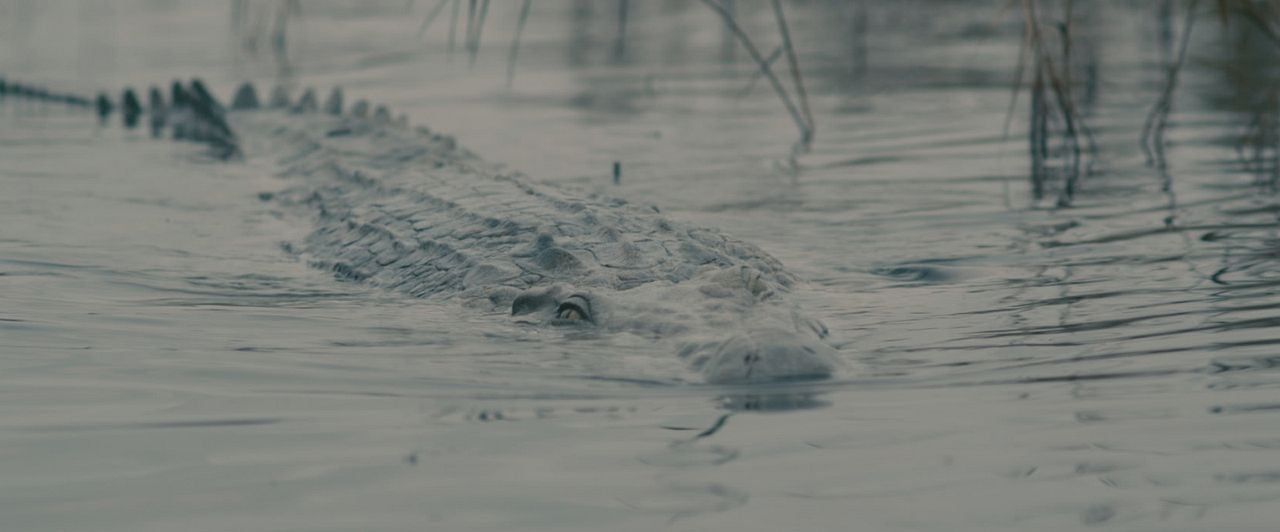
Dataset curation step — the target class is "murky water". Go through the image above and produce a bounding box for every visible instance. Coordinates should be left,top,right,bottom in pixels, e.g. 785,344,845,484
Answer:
4,1,1280,530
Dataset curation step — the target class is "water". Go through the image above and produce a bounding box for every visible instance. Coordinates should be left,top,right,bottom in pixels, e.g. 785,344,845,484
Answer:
4,1,1280,530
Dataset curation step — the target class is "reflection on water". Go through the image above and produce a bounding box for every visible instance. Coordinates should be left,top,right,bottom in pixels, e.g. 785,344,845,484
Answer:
4,0,1280,530
1202,5,1280,188
718,391,831,413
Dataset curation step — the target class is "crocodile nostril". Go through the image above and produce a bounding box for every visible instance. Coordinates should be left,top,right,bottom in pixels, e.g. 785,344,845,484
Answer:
701,329,837,384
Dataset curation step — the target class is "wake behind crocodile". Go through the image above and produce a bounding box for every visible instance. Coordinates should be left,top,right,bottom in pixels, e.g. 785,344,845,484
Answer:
191,82,839,384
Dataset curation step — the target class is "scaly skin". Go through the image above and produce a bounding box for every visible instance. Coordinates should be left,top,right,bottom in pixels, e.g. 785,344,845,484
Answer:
2,77,840,384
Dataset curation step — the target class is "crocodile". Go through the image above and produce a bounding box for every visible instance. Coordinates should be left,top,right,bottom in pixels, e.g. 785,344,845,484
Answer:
0,76,840,384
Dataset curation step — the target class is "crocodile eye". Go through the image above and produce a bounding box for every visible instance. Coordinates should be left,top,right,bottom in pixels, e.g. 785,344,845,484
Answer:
555,294,593,324
556,305,585,321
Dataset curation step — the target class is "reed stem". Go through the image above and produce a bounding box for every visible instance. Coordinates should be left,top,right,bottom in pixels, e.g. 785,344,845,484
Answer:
417,0,451,37
506,0,533,87
1141,0,1200,171
699,0,813,151
772,0,814,146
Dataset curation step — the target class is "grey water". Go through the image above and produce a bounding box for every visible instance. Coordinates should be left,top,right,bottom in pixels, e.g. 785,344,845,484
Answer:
3,1,1280,530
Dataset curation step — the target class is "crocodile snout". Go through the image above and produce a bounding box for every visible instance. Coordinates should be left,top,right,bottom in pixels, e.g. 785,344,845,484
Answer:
701,328,838,384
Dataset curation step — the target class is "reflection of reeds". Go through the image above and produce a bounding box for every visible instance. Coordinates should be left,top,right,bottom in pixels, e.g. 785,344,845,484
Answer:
1209,1,1280,188
737,46,784,97
701,0,815,155
1011,0,1094,207
448,0,461,55
506,0,533,87
1142,0,1280,182
612,0,630,63
417,0,451,38
419,0,489,65
270,0,294,72
412,0,817,155
467,0,491,66
1141,0,1200,173
720,0,737,62
231,0,297,76
772,0,814,144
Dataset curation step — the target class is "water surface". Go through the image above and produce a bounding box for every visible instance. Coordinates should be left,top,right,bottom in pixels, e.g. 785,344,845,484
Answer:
4,1,1280,530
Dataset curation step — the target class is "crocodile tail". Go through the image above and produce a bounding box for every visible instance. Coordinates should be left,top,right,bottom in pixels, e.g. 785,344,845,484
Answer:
95,92,114,124
170,80,191,111
291,87,318,114
180,78,239,159
0,76,420,160
148,85,167,139
269,85,291,109
373,104,391,124
190,79,226,118
350,99,369,118
1,77,91,108
231,82,260,111
324,86,343,115
0,75,239,159
121,88,143,130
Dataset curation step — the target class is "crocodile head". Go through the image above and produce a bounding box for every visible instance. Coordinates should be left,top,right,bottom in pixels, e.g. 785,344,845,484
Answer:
504,266,839,384
229,80,843,385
